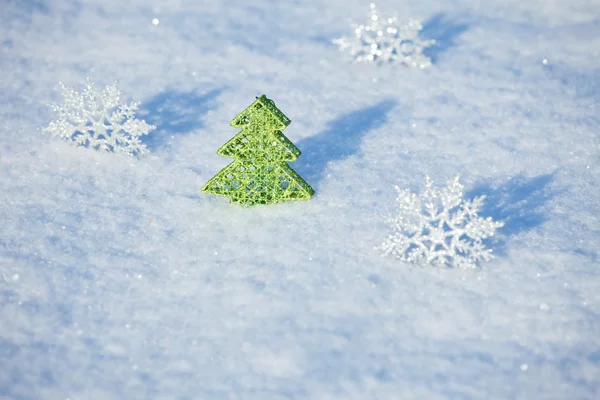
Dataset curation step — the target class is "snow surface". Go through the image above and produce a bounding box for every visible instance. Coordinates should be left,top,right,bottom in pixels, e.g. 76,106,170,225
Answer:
1,0,599,399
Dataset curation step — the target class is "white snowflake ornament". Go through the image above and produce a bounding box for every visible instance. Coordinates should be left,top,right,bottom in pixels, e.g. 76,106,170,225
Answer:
333,3,435,68
380,176,504,268
45,80,155,156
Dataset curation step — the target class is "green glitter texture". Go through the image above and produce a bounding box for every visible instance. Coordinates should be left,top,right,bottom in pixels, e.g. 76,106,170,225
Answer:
202,95,315,205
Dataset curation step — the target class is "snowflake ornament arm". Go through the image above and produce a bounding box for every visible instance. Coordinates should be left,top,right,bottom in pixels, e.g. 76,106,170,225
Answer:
333,3,435,68
380,176,504,268
45,79,155,156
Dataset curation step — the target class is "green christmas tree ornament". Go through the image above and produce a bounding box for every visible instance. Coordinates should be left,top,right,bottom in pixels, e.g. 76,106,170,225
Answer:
202,95,314,205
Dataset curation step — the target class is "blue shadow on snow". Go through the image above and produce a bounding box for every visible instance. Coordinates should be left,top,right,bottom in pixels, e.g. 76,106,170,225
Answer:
139,88,223,151
544,63,600,102
295,99,397,187
421,13,470,64
467,173,558,255
12,0,49,13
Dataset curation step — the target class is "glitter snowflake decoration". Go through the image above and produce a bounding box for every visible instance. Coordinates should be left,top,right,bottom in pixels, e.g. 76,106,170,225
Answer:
333,3,435,68
45,80,155,156
380,176,504,268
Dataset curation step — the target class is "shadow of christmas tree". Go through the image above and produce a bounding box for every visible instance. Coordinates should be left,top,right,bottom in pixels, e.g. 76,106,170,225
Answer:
140,88,223,151
421,13,470,64
467,173,559,255
295,99,397,188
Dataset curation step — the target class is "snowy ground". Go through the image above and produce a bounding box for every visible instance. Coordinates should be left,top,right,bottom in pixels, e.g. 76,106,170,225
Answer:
1,0,599,399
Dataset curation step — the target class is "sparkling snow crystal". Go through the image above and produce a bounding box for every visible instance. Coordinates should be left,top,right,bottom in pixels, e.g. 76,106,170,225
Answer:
380,176,504,268
45,80,155,155
333,3,435,68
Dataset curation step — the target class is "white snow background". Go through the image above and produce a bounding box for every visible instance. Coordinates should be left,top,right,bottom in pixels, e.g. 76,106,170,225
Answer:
1,0,599,399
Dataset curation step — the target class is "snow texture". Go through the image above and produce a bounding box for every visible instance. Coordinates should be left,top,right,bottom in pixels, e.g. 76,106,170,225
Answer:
334,3,436,68
45,80,155,155
1,0,600,399
380,175,504,268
